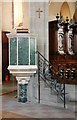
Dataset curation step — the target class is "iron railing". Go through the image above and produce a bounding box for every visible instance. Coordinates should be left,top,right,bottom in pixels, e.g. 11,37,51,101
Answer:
36,51,66,108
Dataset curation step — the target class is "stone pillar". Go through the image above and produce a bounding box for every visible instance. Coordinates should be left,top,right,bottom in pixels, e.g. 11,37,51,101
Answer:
30,2,49,60
16,77,30,103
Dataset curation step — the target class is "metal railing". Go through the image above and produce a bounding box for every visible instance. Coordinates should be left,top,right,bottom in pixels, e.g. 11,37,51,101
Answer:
36,51,66,108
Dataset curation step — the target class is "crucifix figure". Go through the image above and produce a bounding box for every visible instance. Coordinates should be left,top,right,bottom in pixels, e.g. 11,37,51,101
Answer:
36,8,43,18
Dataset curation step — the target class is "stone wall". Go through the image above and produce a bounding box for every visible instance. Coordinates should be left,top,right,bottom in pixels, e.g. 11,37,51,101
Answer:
30,2,48,59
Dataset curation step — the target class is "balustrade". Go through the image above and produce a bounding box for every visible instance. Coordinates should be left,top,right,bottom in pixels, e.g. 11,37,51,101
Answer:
51,63,77,84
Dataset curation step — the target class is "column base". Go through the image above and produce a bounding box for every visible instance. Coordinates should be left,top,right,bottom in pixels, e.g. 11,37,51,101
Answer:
18,98,27,103
16,77,30,103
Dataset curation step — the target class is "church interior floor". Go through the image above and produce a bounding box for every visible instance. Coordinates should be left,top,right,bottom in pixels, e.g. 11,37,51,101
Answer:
2,95,76,119
1,80,77,119
2,78,17,95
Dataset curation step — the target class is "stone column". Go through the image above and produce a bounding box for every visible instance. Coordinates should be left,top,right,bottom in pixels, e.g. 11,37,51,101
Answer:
30,2,49,60
16,77,30,103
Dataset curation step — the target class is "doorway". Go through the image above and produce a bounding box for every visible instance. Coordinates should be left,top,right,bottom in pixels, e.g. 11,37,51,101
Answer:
2,31,9,81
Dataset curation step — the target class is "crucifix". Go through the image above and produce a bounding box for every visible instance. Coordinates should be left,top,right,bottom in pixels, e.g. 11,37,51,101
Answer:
36,8,43,18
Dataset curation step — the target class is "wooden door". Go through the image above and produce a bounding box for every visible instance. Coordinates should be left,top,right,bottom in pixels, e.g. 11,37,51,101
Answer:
2,31,10,81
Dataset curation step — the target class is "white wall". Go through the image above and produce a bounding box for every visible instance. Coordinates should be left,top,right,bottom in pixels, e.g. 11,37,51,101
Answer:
2,2,29,32
22,2,29,30
49,2,62,21
30,2,48,59
2,2,12,32
68,2,75,18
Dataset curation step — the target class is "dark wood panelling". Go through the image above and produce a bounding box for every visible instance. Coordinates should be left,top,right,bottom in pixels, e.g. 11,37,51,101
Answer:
49,21,77,84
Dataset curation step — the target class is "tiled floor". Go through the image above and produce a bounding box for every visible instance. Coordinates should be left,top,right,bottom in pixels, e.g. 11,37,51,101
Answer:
1,80,77,119
2,111,29,118
2,79,17,95
2,94,76,118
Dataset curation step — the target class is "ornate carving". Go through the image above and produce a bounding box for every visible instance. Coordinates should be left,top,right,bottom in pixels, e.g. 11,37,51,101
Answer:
58,24,65,54
67,25,74,55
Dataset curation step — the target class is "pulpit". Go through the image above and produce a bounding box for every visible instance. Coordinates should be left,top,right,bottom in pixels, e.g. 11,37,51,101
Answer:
7,33,37,102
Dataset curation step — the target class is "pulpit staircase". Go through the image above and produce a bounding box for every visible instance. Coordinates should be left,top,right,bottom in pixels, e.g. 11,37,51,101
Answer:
36,51,77,108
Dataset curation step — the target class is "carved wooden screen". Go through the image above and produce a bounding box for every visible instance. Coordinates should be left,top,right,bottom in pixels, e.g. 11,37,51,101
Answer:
57,24,65,54
49,20,77,64
67,25,74,55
